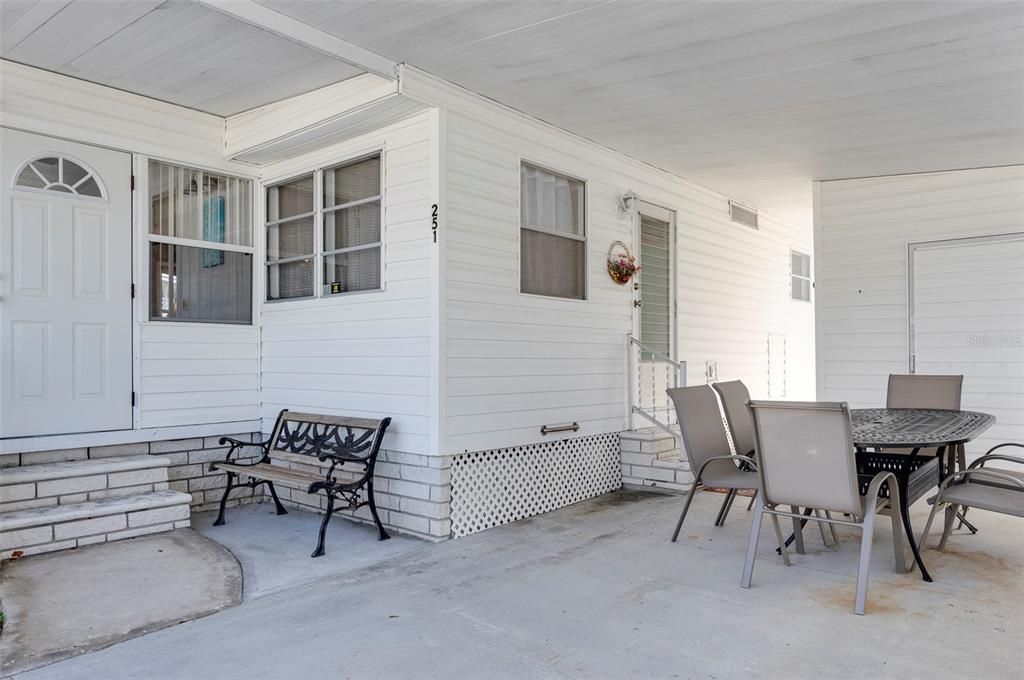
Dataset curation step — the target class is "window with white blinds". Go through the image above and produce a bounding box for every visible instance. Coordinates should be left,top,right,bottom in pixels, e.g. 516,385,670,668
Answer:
791,250,811,301
520,163,586,299
265,153,382,301
148,160,254,324
639,213,672,357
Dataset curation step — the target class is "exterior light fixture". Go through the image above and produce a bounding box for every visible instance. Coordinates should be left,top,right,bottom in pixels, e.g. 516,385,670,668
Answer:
619,190,639,214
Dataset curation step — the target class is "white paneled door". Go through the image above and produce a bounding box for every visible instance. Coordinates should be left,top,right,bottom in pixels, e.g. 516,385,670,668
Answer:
1,129,132,437
911,234,1024,455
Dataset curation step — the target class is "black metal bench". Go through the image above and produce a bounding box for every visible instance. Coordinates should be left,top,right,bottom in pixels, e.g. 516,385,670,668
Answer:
210,409,392,557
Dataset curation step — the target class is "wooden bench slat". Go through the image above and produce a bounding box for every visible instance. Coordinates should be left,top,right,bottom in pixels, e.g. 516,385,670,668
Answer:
279,411,383,430
215,462,323,487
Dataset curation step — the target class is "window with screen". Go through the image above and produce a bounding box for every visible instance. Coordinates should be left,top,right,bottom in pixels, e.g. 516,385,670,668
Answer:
520,163,586,299
265,154,382,301
148,160,253,324
791,250,812,302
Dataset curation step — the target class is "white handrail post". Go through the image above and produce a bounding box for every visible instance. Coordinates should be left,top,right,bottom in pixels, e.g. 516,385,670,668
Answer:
626,333,635,431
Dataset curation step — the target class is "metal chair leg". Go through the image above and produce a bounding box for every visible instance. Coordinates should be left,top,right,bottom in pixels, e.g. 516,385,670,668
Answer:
266,481,288,516
770,513,791,567
854,513,876,615
890,507,908,573
790,505,806,554
746,494,756,512
715,489,737,527
825,511,839,544
939,503,960,550
814,510,833,546
213,472,235,526
740,494,764,588
670,478,701,542
311,493,335,558
919,499,943,549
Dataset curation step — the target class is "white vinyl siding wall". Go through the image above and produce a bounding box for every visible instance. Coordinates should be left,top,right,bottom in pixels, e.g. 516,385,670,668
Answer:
401,71,815,454
137,323,260,428
814,166,1024,448
257,113,436,454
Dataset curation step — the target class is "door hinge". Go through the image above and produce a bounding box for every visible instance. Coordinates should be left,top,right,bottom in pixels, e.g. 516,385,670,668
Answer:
130,175,135,191
131,391,136,407
131,283,136,299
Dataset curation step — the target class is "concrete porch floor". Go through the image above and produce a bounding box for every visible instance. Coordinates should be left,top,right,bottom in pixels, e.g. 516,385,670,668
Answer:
13,489,1024,680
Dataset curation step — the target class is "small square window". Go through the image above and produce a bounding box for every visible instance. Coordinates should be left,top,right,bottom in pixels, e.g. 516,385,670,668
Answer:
791,250,812,302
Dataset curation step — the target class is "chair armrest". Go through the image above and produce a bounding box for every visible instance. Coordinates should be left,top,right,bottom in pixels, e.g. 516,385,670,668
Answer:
970,451,1024,470
696,454,758,477
865,470,900,513
939,469,1024,493
215,436,269,464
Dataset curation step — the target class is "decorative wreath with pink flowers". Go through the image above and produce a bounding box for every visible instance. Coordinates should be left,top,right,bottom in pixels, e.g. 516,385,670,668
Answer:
607,241,640,285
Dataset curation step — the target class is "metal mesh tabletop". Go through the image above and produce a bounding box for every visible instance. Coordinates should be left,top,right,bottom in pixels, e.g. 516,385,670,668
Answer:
851,408,995,448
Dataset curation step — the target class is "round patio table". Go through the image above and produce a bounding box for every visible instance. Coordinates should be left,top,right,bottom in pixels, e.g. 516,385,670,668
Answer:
850,407,995,582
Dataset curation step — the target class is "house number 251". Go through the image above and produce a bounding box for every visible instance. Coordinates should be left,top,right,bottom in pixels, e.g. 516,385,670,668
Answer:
431,204,438,243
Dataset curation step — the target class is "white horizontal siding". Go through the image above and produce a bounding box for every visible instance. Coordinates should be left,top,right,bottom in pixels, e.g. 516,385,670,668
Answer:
258,114,436,454
403,72,814,454
815,166,1024,452
137,323,260,428
0,60,240,172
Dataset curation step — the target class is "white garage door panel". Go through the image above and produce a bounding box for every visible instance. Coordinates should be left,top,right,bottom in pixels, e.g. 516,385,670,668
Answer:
1,128,132,437
912,234,1024,455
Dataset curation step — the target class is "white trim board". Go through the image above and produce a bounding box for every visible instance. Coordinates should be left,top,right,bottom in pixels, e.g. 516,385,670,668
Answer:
1,421,263,455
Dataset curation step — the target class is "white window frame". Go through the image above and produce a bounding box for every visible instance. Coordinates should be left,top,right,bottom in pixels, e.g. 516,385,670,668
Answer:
517,160,589,301
790,249,812,302
264,150,385,303
144,158,257,325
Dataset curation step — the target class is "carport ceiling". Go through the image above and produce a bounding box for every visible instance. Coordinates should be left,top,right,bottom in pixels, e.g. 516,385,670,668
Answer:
261,0,1024,226
4,0,1023,226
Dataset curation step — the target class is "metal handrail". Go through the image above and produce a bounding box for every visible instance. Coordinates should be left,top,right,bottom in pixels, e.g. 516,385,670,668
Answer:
627,334,686,432
628,335,682,370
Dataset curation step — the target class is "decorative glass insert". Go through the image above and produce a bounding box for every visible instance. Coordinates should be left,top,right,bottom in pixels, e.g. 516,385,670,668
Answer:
15,156,104,198
147,160,255,323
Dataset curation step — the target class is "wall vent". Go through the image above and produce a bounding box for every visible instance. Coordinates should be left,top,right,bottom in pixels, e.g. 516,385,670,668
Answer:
729,200,759,229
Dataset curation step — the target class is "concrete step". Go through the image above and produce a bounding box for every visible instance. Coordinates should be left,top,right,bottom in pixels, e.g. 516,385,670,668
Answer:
0,490,191,559
0,455,170,513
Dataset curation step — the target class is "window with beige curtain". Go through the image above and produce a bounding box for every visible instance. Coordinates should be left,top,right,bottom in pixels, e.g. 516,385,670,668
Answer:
520,163,586,299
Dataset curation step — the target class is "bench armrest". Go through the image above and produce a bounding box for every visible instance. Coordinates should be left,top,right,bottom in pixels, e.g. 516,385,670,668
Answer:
216,437,270,465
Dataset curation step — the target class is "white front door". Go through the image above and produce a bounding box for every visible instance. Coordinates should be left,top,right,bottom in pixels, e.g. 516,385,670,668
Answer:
0,128,133,437
910,233,1024,455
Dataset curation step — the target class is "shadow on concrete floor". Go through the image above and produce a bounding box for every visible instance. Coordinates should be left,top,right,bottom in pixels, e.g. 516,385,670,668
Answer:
0,529,240,676
192,501,426,601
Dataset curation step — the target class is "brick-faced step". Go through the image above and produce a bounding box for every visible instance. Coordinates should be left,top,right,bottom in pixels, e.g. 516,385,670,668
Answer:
0,456,170,513
0,490,191,559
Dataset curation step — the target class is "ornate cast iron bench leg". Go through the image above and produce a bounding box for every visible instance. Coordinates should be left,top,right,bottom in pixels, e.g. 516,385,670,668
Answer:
312,493,335,558
213,471,236,526
266,481,289,516
368,479,390,541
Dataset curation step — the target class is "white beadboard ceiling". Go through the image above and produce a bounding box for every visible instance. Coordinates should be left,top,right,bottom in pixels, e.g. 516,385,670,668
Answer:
4,0,1023,225
258,0,1024,225
0,0,367,116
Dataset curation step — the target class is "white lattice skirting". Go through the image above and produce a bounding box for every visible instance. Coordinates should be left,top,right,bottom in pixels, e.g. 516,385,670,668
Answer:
449,433,621,538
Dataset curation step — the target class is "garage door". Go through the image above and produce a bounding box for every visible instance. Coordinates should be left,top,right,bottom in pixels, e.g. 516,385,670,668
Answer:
910,233,1024,455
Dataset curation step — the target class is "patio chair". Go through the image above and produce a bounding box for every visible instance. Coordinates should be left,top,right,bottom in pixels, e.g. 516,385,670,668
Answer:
741,400,908,615
886,373,970,530
713,380,837,551
666,385,759,542
919,443,1024,551
886,373,965,467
